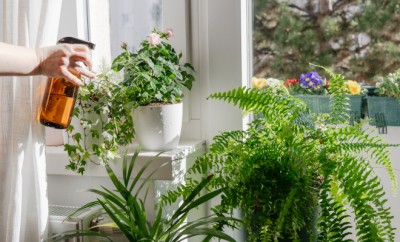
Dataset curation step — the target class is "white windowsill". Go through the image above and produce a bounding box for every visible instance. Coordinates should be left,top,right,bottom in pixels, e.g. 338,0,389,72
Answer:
46,139,206,180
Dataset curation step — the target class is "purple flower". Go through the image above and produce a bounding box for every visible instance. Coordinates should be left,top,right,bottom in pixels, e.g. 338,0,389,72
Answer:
299,72,324,89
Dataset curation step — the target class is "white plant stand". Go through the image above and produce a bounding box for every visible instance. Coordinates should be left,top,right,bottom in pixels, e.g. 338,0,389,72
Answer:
46,139,206,242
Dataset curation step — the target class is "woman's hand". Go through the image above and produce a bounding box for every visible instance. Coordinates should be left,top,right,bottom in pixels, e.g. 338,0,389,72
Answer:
36,44,95,86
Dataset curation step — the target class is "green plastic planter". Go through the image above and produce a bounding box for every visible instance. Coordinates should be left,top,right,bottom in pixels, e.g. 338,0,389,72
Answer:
294,95,364,118
366,96,400,126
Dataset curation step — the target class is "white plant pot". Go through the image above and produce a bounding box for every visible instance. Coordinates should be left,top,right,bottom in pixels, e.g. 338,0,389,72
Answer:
63,114,104,147
45,127,64,146
133,102,183,151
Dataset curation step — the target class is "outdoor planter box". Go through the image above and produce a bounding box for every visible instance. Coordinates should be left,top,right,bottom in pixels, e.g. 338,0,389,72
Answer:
294,95,364,119
366,96,400,126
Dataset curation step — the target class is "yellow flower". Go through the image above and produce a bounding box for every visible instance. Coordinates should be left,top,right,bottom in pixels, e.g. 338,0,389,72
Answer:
344,80,361,95
252,77,267,90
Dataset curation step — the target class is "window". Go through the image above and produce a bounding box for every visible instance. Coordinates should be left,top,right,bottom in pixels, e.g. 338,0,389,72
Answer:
109,0,162,59
58,0,250,143
252,0,400,84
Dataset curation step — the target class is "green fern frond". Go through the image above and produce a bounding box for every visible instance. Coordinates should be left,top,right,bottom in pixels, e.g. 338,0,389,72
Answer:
326,125,398,192
208,87,310,126
310,63,350,124
333,155,395,241
317,179,354,242
163,81,397,241
210,130,246,154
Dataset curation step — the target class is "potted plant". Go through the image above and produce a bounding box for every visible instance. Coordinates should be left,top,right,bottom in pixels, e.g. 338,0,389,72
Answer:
47,147,239,242
112,28,195,151
283,69,364,122
367,69,400,126
64,64,135,174
173,67,397,241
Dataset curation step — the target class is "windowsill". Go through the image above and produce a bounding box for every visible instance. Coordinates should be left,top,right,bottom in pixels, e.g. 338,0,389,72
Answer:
46,139,206,180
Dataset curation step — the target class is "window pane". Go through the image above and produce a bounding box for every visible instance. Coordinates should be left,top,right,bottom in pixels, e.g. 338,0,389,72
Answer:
109,0,162,59
252,0,400,84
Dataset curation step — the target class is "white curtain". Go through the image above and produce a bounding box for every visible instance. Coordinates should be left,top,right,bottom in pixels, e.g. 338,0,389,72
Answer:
0,0,62,241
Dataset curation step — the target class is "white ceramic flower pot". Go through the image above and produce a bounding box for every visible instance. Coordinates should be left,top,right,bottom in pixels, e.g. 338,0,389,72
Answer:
133,102,183,151
63,114,104,147
45,127,64,146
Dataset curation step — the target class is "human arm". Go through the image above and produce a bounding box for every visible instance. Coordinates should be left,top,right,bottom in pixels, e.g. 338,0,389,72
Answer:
0,42,94,86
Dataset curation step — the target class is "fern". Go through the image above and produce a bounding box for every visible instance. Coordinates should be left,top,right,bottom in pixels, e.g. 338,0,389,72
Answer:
311,63,350,124
208,87,311,126
164,69,397,241
317,179,353,242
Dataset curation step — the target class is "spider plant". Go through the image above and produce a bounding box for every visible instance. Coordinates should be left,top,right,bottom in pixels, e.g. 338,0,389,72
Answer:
47,147,238,242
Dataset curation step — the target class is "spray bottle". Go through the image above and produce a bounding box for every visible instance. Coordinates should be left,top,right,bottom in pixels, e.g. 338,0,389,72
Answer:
39,37,95,129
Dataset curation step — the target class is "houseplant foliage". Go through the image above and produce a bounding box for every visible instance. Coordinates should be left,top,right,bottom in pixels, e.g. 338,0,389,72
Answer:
283,71,363,96
168,68,398,241
282,67,364,120
367,69,400,126
252,77,289,95
112,28,195,106
253,0,400,84
111,28,195,151
64,65,135,174
284,71,329,96
375,69,400,98
47,147,239,242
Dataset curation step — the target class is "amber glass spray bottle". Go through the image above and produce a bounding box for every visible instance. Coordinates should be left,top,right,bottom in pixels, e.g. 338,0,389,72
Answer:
39,37,95,129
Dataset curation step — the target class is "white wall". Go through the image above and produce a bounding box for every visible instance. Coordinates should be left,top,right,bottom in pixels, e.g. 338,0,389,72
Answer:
58,0,246,143
370,126,400,240
57,0,88,42
109,0,162,59
187,0,244,143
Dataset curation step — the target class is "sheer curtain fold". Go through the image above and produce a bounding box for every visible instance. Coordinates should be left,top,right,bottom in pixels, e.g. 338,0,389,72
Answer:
0,0,62,241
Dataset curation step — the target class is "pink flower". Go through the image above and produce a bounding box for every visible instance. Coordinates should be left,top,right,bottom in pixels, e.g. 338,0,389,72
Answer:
148,33,161,46
164,28,174,38
120,41,128,49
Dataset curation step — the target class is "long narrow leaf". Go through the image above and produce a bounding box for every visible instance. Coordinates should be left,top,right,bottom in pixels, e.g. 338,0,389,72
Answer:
99,198,131,227
123,148,140,187
98,199,136,241
134,160,171,198
150,207,164,238
104,164,130,199
86,187,126,209
129,151,164,195
180,187,225,215
171,175,213,221
66,201,101,219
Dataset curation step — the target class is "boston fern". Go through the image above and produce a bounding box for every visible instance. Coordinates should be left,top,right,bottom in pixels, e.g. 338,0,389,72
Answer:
167,68,398,241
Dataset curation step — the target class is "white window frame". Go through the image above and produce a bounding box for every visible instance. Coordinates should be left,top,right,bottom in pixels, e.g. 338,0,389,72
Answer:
187,0,252,143
63,0,252,143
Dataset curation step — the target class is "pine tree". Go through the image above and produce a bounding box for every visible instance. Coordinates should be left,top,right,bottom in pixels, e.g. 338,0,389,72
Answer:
253,0,400,84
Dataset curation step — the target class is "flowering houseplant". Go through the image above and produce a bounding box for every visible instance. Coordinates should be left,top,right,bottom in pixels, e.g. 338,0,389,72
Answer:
252,77,289,94
375,69,400,98
112,28,195,106
111,28,195,151
284,71,328,95
343,80,362,95
367,69,400,126
283,68,364,120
